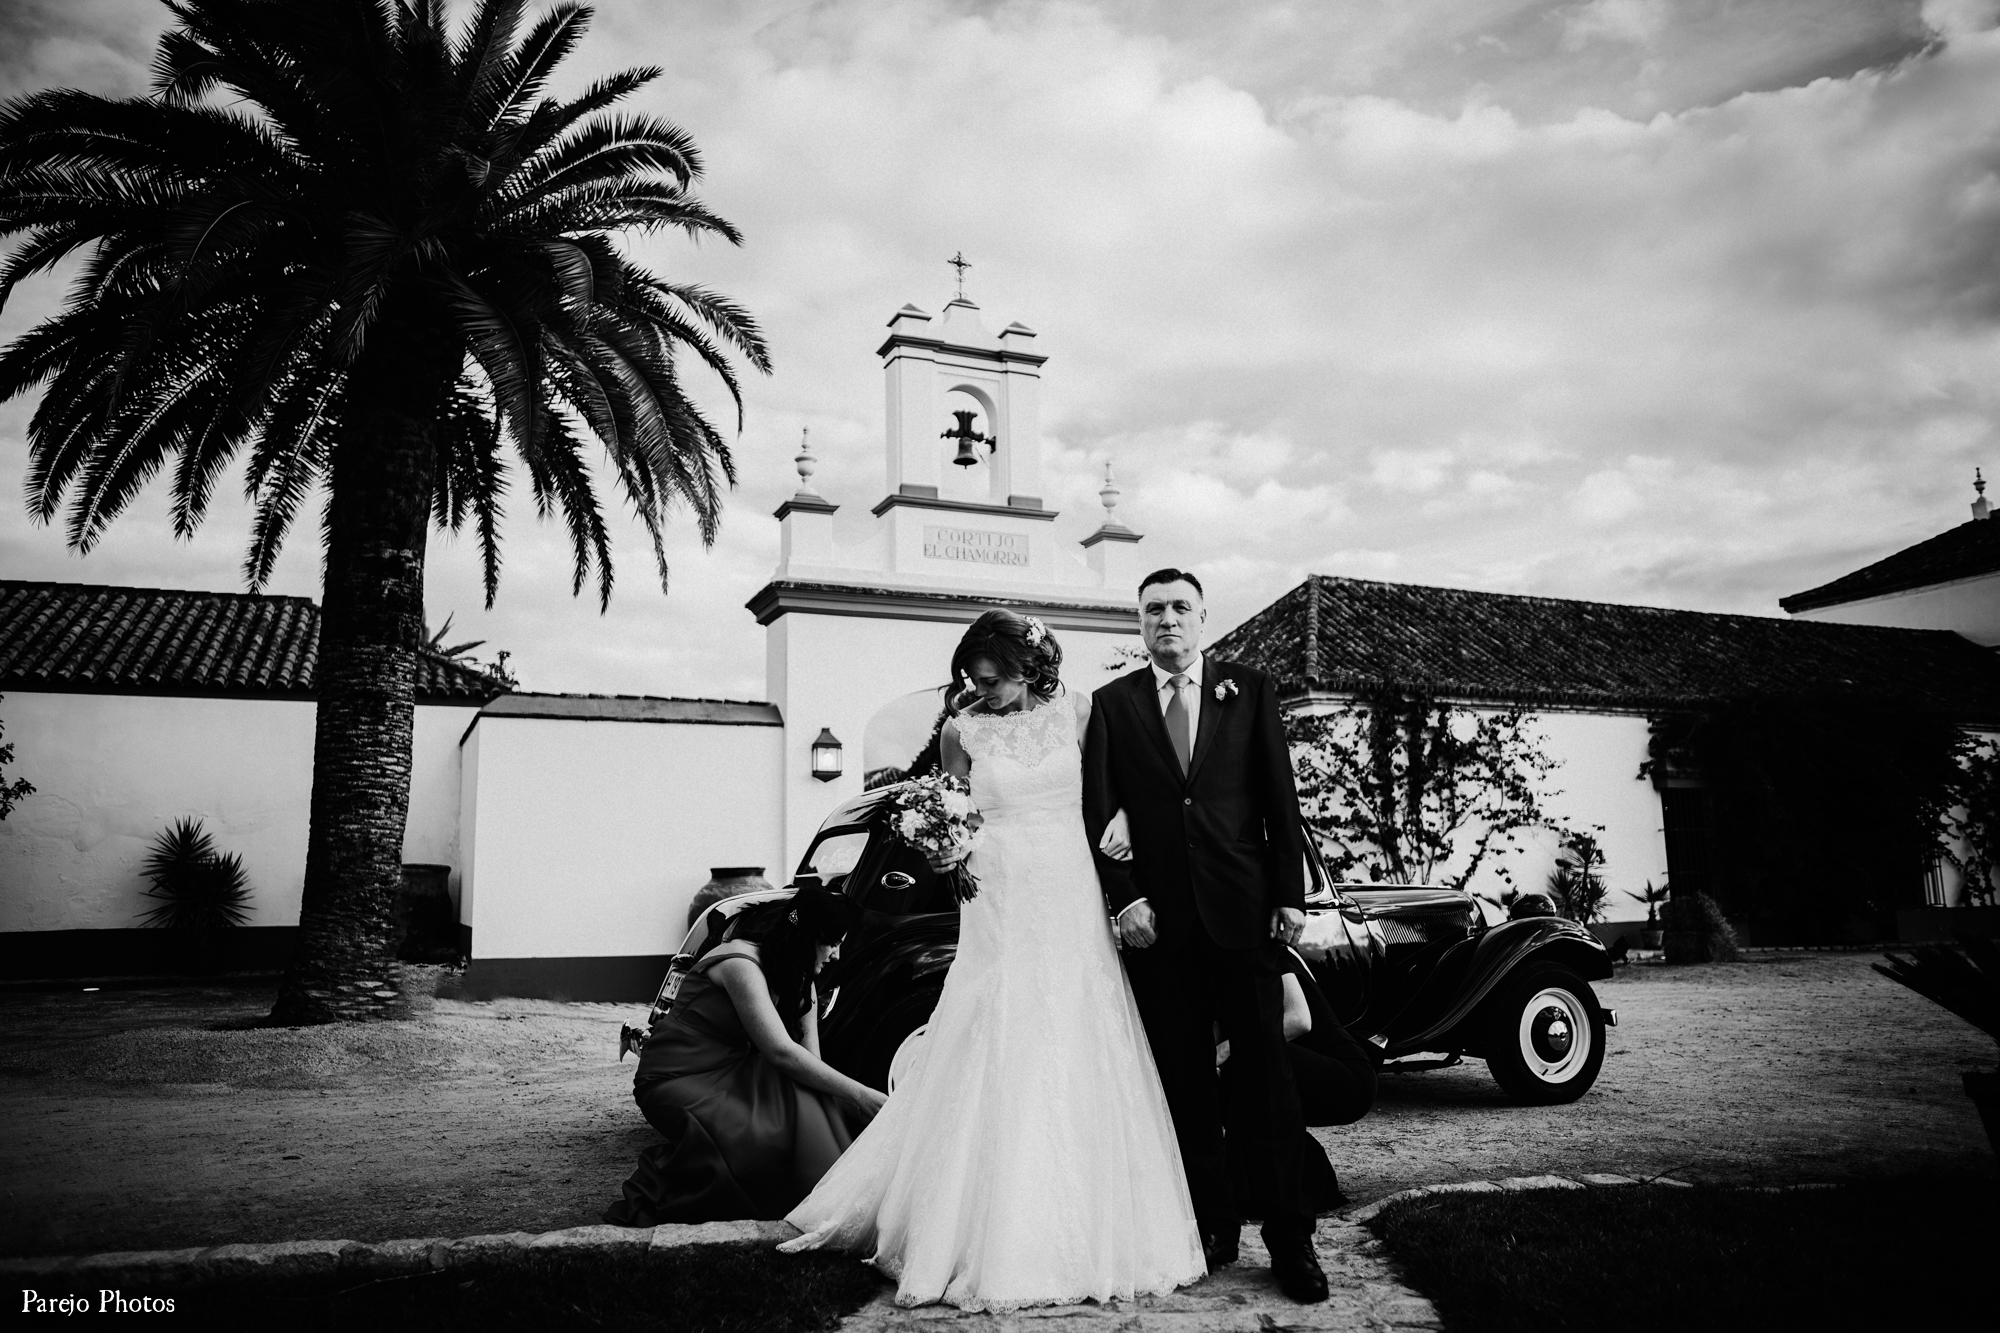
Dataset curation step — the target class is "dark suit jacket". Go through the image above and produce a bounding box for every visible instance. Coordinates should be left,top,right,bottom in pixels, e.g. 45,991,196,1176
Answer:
1084,657,1306,951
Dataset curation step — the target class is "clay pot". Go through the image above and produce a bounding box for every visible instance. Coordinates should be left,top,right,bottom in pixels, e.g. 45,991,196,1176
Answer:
686,866,775,930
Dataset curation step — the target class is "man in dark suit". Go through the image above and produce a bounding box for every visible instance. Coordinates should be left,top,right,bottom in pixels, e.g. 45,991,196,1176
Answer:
1083,567,1327,1304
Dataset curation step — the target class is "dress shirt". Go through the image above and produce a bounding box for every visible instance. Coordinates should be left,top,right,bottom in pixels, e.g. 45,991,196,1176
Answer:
1114,653,1206,928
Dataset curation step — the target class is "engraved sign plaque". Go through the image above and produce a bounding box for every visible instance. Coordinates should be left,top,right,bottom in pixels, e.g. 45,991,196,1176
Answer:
922,525,1028,567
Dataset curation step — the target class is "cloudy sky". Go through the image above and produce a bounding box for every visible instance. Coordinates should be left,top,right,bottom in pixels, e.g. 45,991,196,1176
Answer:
2,0,1996,698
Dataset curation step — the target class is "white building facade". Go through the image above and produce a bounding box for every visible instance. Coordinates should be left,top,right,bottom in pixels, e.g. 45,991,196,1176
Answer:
14,306,1997,991
747,294,1147,869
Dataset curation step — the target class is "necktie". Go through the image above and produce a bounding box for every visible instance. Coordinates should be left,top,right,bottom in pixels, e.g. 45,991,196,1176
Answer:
1165,673,1192,775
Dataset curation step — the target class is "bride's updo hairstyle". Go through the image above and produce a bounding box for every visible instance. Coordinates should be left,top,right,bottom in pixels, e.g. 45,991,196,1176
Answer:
949,610,1063,712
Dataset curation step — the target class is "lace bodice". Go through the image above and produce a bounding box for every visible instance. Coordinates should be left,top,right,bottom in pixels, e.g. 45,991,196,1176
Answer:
952,692,1082,824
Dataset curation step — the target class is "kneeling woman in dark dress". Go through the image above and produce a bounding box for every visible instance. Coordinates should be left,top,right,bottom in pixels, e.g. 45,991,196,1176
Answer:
1225,950,1377,1216
606,887,887,1226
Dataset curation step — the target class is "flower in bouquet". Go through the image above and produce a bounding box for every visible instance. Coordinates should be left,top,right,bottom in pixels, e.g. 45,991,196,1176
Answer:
887,772,985,902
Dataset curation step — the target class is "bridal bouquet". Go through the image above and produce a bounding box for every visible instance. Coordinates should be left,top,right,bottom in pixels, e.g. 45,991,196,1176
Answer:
888,773,984,903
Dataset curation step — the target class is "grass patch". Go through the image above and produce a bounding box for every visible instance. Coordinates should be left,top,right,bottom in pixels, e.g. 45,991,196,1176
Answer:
1369,1176,1992,1333
154,1243,881,1332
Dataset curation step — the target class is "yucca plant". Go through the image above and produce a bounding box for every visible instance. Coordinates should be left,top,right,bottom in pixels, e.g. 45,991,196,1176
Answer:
1546,830,1609,924
1625,880,1669,927
139,818,253,966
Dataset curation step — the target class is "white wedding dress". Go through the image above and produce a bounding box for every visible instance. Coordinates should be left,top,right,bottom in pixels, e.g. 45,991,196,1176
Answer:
781,691,1205,1309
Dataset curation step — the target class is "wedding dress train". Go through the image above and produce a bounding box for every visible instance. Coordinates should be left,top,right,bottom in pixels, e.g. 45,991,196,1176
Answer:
781,691,1205,1309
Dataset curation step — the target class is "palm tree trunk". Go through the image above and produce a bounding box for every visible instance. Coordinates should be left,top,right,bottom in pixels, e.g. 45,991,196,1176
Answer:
271,311,456,1024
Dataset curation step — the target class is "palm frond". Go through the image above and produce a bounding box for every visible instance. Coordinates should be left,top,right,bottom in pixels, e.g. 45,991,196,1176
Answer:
487,66,661,186
480,4,589,127
1875,939,2000,1046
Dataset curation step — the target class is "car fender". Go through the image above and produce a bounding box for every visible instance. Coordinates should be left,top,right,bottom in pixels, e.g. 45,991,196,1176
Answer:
817,914,956,1057
1400,917,1611,1051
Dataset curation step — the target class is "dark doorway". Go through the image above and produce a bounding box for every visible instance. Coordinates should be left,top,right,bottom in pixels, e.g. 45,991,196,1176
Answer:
1659,786,1716,904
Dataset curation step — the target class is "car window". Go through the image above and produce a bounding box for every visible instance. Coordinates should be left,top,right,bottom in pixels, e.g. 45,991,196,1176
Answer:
804,830,869,884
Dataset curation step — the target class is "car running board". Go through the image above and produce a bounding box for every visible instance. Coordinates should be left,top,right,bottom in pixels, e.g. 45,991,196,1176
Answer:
1377,1052,1463,1073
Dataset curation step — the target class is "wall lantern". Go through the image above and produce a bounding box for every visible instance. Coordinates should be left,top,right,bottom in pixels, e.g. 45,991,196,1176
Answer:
810,728,845,782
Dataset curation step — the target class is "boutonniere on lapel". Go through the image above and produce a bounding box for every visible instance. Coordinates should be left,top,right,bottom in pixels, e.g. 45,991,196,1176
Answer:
1213,678,1239,703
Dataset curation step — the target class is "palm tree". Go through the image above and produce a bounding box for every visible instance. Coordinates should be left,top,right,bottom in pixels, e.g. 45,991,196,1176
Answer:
0,0,770,1022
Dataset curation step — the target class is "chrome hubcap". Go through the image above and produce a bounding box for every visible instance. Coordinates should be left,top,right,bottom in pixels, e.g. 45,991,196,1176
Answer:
1517,988,1590,1082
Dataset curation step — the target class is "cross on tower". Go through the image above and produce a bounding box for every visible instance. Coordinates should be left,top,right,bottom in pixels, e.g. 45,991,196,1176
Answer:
947,251,970,300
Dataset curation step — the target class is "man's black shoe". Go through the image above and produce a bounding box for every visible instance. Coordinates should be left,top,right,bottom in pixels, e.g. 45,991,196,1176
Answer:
1267,1237,1329,1304
1202,1229,1239,1273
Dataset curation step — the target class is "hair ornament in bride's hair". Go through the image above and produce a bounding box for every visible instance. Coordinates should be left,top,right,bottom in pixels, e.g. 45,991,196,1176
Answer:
949,609,1065,704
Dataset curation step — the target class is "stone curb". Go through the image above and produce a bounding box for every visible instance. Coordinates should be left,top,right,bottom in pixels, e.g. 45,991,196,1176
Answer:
0,1219,800,1291
1,1180,1845,1295
1337,1171,1830,1225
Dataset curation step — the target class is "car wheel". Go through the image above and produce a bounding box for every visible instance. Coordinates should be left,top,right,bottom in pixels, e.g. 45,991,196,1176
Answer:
1480,964,1605,1104
847,987,942,1092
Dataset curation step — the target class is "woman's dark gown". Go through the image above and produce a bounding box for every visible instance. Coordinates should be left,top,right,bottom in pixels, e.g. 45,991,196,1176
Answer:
605,941,859,1225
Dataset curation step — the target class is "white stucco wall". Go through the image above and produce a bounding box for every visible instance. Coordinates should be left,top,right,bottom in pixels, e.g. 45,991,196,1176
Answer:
0,691,479,934
1789,569,2000,646
769,611,1140,869
456,711,786,960
1288,699,1669,922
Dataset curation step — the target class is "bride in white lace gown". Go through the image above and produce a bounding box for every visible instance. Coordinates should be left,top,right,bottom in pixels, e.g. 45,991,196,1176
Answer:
781,612,1205,1310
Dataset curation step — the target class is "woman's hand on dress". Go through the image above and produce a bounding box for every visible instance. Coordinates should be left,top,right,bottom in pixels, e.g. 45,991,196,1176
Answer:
851,1086,889,1119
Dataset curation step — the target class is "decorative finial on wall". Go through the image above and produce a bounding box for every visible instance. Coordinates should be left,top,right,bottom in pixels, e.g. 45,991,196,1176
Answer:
1976,466,1991,521
948,251,971,301
795,427,818,492
1099,459,1122,521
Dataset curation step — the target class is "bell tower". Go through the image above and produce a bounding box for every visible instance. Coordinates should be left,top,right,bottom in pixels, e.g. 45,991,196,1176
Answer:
749,264,1147,863
879,292,1046,511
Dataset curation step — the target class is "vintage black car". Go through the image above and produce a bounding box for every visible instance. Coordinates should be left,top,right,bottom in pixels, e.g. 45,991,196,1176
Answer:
654,783,1617,1106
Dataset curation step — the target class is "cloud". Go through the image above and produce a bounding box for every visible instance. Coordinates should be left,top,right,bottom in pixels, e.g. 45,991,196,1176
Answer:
1,1,1997,695
1560,0,1669,54
1924,0,2000,37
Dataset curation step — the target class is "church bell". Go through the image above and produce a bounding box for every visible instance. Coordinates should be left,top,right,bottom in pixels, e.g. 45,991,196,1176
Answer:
942,409,991,467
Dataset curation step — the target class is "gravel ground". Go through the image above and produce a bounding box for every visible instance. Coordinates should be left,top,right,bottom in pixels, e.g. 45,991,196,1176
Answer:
0,953,1991,1258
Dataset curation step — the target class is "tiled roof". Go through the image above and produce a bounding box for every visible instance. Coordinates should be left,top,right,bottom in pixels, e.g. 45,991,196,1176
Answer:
0,581,507,702
477,695,781,725
1780,517,2000,612
1211,574,2000,720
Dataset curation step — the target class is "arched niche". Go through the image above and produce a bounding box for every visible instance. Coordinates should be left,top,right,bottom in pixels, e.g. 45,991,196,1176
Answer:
936,382,1000,505
863,685,952,787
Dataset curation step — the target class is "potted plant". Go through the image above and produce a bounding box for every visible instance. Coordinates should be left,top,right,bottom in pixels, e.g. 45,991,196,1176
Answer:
1875,938,2000,1154
138,818,252,973
1627,881,1669,950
